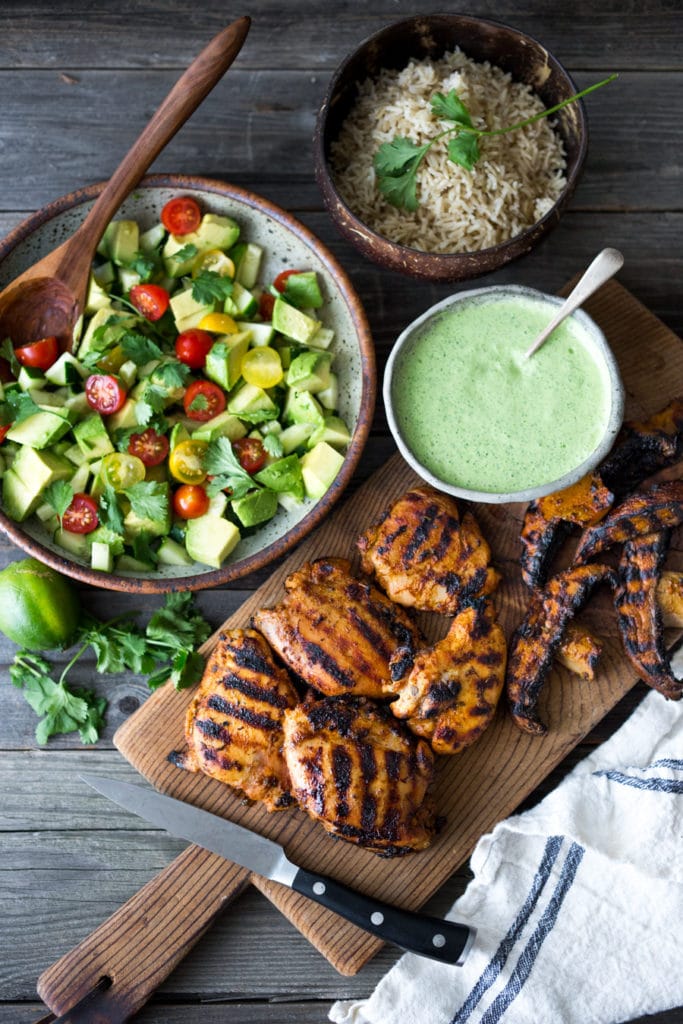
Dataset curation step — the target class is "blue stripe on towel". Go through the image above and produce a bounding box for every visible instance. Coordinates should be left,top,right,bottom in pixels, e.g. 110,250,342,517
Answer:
449,835,564,1024
479,842,585,1024
593,769,683,793
650,758,683,770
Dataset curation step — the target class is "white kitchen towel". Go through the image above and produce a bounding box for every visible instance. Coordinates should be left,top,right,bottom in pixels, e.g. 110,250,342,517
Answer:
330,688,683,1024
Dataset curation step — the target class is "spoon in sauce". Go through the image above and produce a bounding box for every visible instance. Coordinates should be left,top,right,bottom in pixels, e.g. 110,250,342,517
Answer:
0,16,250,353
524,247,624,359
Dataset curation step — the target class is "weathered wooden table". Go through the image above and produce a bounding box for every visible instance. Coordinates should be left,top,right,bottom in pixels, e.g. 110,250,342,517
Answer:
0,3,681,1022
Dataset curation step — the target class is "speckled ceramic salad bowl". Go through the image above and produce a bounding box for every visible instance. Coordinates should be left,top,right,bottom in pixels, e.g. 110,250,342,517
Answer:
0,174,375,593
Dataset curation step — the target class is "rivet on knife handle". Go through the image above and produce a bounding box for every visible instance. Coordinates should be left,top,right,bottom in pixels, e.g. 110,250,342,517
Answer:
291,867,475,965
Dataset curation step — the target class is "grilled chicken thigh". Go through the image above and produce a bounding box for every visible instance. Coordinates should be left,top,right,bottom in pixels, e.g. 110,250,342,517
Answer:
170,629,299,811
358,486,499,614
283,695,436,855
391,599,507,755
252,558,422,700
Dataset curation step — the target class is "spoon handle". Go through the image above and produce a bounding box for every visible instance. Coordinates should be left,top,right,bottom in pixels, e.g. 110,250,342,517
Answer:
58,16,250,286
524,247,624,359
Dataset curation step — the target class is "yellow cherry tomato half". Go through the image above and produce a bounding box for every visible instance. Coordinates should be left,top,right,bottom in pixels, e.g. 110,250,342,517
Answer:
240,346,284,388
168,439,208,485
100,453,146,492
197,311,239,335
191,249,235,279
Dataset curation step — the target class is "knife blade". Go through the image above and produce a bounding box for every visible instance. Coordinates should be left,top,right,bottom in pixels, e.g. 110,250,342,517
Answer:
81,773,475,965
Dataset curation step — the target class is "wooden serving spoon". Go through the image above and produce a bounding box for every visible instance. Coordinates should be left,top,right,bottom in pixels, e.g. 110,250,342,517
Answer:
0,15,250,352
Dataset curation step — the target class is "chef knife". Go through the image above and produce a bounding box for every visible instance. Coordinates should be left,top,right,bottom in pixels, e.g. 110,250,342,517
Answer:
81,773,475,965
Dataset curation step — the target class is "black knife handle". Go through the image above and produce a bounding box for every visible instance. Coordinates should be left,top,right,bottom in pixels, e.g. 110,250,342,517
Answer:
291,867,474,965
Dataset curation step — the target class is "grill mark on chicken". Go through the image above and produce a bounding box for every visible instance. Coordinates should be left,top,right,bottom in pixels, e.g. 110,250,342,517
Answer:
253,559,422,699
358,486,499,615
206,694,281,731
283,695,436,855
172,629,299,812
220,671,292,708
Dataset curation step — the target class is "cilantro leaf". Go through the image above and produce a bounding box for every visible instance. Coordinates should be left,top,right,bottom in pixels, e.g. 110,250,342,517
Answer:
171,242,199,263
10,651,106,745
203,436,258,499
191,270,234,305
135,385,168,426
188,392,209,414
120,331,163,365
127,252,158,283
98,483,125,534
132,531,159,567
43,480,74,524
0,337,21,377
151,360,190,389
4,389,47,425
263,432,284,458
124,480,169,522
374,138,430,212
447,132,481,171
430,90,473,127
146,591,212,652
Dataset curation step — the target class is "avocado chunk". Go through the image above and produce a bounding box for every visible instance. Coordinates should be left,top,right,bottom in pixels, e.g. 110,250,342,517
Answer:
204,332,251,391
73,414,115,460
191,410,247,443
271,296,321,345
231,488,278,528
254,454,305,500
279,422,315,454
85,272,112,315
54,526,90,559
300,441,345,499
185,514,241,568
169,286,213,332
285,350,332,393
7,410,72,449
282,388,325,428
281,270,324,309
307,414,352,450
163,213,241,277
11,445,73,491
107,398,139,433
3,469,43,521
227,382,279,423
231,242,263,288
98,219,139,265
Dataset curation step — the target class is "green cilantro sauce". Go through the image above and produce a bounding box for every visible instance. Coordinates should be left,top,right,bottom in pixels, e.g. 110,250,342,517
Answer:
391,293,611,493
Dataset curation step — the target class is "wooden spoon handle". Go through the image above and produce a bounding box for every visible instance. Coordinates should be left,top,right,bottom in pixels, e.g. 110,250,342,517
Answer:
36,844,251,1022
57,16,250,290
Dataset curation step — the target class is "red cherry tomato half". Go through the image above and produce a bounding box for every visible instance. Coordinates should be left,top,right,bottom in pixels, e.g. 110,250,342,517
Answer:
63,493,99,534
14,335,59,371
183,380,226,422
273,269,302,293
175,328,215,370
232,436,267,474
258,292,275,320
0,424,12,443
172,484,210,520
127,428,170,467
129,283,170,322
161,196,202,236
85,374,128,415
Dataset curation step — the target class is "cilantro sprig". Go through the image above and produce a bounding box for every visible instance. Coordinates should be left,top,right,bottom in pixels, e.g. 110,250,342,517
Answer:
10,593,213,745
191,270,234,305
374,74,617,212
203,436,260,499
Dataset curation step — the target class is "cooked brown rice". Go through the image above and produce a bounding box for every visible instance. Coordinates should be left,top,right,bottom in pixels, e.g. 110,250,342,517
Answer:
329,48,568,253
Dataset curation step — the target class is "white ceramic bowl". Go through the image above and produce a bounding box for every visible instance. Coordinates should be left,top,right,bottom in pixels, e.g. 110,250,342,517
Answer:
0,174,375,592
384,284,624,504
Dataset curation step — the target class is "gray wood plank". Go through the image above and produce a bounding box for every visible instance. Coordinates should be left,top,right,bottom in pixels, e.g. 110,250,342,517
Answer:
0,2,680,71
0,70,676,209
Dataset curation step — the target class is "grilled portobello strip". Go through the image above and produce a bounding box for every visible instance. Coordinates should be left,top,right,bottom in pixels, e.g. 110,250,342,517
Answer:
507,563,617,735
599,397,683,496
614,531,683,699
520,471,614,589
520,398,683,590
574,481,683,565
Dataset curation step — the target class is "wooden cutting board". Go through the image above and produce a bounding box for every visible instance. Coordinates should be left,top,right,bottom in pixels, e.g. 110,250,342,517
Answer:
37,280,683,1020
